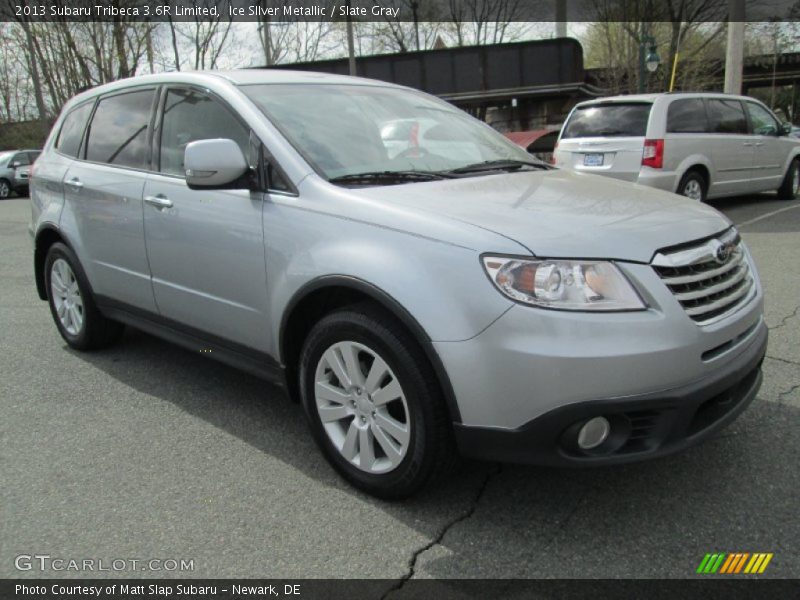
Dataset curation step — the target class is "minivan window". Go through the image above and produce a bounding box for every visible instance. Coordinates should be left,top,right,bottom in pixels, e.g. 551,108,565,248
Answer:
561,103,651,138
55,102,93,158
666,98,708,133
745,102,779,135
159,88,250,177
12,153,30,166
242,83,531,179
85,90,155,169
707,99,748,134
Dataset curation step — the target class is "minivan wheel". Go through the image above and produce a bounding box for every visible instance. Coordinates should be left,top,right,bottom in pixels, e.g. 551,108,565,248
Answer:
677,171,707,202
299,304,455,499
777,158,800,200
0,179,10,199
44,243,124,350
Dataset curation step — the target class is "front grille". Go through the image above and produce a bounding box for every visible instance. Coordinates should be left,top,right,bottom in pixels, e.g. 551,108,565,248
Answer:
652,230,754,325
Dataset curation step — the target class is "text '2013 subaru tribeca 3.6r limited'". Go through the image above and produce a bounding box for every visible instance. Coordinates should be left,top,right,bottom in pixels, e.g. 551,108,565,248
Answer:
30,71,767,498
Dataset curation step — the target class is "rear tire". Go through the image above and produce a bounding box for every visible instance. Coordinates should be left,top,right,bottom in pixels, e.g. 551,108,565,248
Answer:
777,158,800,200
677,170,707,202
44,242,124,351
298,303,456,499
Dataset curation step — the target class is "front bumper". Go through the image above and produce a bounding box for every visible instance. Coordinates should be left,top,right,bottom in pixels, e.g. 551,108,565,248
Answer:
453,322,766,466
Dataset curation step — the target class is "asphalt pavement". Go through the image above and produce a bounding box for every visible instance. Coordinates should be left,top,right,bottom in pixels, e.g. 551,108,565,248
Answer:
1,192,799,585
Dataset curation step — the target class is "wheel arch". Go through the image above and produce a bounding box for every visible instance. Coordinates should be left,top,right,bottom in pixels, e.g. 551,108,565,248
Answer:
676,161,711,192
34,225,70,301
279,275,462,423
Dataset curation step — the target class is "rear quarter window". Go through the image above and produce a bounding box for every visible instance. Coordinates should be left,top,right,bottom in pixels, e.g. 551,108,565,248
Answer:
666,98,709,133
562,103,651,138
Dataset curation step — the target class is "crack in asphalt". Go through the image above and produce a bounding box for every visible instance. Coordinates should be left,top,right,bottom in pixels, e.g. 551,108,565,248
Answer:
778,383,800,404
768,304,800,332
542,484,600,551
381,464,502,599
766,355,800,367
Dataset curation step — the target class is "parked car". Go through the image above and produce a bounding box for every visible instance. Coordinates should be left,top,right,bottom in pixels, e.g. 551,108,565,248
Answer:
554,93,800,202
504,128,560,163
0,149,40,198
30,72,766,498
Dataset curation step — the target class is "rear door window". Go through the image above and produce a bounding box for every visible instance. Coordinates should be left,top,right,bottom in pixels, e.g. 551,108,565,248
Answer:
561,103,651,138
707,99,748,134
55,102,94,158
666,98,708,133
85,89,156,169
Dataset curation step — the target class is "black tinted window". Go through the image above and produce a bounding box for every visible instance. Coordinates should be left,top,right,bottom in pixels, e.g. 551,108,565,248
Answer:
27,151,41,163
159,88,249,177
667,98,708,133
86,90,155,168
707,99,747,134
12,153,30,166
56,102,93,158
562,103,651,138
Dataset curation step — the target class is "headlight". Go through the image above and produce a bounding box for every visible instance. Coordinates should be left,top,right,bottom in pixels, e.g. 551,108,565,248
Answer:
482,256,646,311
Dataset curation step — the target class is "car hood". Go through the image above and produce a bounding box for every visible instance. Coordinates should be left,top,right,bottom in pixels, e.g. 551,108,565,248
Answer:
350,169,731,263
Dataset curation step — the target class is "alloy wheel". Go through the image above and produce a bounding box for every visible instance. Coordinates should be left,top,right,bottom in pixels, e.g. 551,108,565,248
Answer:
313,340,410,474
683,178,703,201
793,164,800,195
50,258,84,335
0,181,9,199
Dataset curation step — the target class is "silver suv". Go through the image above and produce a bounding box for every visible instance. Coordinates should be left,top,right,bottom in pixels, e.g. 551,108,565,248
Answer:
30,72,767,498
554,93,800,202
0,149,40,198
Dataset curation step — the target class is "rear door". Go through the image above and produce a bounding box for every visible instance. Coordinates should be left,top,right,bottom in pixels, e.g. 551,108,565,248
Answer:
62,87,158,312
704,98,757,196
555,102,651,181
743,100,784,190
142,86,270,352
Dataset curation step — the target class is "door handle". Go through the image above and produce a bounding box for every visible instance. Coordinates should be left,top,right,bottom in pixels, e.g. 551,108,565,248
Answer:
64,178,84,190
742,142,753,146
144,194,173,210
754,142,764,147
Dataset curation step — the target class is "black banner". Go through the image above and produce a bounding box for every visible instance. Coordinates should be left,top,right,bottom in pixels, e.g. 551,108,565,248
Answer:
3,579,800,600
0,0,797,23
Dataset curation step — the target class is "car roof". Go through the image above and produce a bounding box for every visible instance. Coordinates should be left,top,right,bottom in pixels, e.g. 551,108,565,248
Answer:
575,92,761,108
67,69,400,106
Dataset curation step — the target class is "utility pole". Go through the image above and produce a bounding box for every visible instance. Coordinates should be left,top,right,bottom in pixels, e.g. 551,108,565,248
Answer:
724,0,745,94
345,0,356,76
555,0,567,38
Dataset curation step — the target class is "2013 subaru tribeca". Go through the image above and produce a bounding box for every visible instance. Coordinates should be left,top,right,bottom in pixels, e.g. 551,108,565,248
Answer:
30,71,767,498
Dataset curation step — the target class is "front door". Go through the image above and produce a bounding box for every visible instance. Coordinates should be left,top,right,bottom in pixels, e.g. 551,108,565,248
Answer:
142,86,269,352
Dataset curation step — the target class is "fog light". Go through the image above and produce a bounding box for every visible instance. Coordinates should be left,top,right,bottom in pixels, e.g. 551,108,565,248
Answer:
577,416,610,450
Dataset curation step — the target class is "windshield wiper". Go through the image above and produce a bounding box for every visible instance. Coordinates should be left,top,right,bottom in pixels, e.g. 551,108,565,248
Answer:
446,159,552,175
328,170,452,185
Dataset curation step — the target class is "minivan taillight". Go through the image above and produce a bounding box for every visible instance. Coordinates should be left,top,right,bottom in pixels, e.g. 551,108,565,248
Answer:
642,139,664,169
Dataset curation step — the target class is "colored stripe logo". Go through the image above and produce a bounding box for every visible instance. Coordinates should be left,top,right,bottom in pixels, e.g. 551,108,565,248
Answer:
696,552,773,574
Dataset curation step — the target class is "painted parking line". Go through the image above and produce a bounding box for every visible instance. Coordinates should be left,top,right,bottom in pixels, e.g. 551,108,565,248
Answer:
735,202,800,228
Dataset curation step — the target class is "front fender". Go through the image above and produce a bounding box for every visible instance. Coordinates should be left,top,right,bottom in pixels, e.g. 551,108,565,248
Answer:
263,202,514,357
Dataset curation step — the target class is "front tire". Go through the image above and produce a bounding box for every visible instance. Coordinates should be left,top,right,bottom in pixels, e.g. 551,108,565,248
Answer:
677,170,707,202
0,179,11,199
299,304,455,499
44,243,124,350
777,158,800,200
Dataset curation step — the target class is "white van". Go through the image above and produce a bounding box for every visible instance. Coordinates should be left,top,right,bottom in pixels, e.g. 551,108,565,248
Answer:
554,93,800,202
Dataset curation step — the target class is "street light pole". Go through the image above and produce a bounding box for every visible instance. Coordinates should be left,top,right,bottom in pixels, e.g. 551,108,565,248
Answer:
637,22,660,93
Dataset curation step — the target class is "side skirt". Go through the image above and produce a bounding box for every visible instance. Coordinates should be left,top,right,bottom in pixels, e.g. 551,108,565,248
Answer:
95,296,286,387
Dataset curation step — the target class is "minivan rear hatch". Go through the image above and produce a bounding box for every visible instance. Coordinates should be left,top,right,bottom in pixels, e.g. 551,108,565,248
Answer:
556,101,653,181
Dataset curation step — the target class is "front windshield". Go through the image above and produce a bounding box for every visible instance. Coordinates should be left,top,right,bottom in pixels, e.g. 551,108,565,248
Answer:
241,83,534,179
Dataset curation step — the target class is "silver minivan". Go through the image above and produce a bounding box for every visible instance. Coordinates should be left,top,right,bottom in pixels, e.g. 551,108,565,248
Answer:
30,72,766,498
554,93,800,202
